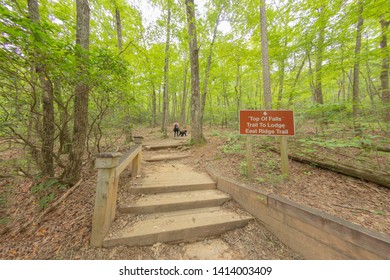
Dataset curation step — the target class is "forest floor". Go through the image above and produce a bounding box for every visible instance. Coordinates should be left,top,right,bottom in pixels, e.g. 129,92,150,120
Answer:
0,125,389,260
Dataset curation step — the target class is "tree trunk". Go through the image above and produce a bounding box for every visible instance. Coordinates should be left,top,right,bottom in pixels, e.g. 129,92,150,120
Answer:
172,91,177,122
54,80,71,154
161,4,171,137
277,58,285,109
180,60,188,127
266,146,390,188
201,8,221,127
223,94,228,128
340,44,346,102
208,84,214,126
185,0,205,143
380,19,390,122
234,58,242,121
341,71,346,102
277,32,288,109
287,55,306,108
352,0,364,135
314,33,325,104
115,6,132,142
307,51,316,98
314,6,326,105
260,0,272,109
63,0,90,184
39,73,55,177
28,68,43,169
364,63,375,110
347,69,353,101
158,85,161,115
152,84,157,128
28,0,55,177
115,8,122,51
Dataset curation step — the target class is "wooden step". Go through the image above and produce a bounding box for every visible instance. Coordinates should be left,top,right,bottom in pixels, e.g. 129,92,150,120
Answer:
145,154,191,162
144,143,187,150
130,172,216,194
140,171,213,184
129,182,216,194
103,207,253,247
120,189,231,214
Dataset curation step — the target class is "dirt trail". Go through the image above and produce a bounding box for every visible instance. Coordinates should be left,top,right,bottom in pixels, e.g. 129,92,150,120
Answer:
86,136,302,260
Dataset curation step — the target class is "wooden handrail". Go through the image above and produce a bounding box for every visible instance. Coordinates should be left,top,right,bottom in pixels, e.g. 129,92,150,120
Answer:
90,136,143,247
115,145,142,178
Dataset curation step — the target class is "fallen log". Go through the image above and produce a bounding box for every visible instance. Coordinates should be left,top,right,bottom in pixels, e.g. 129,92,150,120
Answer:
365,144,390,153
144,143,187,150
266,146,390,188
10,179,83,235
33,179,83,227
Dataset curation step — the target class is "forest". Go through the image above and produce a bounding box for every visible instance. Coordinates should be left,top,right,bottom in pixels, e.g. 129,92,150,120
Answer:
0,0,389,260
1,0,389,181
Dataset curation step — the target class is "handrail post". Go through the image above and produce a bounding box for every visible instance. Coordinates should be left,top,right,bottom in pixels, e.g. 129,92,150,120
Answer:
90,152,122,247
133,136,144,145
132,136,144,177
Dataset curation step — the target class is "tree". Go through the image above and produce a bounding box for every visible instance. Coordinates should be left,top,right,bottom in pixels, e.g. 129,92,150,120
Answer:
63,0,90,184
161,1,171,137
313,5,328,105
185,0,205,144
260,0,271,109
27,0,55,177
352,0,364,135
200,2,222,127
2,0,390,183
380,19,390,121
115,6,123,51
180,57,189,127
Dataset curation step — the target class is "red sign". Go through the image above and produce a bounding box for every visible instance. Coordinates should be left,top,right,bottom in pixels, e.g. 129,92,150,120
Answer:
240,110,295,136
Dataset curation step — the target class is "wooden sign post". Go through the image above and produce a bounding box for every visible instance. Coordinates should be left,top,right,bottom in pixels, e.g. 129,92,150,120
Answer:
280,136,289,177
246,135,254,179
239,110,295,178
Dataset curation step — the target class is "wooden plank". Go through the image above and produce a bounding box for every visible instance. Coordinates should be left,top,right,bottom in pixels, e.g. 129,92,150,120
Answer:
131,153,141,177
145,154,190,162
246,136,254,179
103,207,252,247
280,136,289,178
265,205,383,259
144,143,187,150
129,182,216,194
267,195,390,259
115,145,142,177
120,189,230,214
91,167,117,247
209,168,390,259
91,153,122,247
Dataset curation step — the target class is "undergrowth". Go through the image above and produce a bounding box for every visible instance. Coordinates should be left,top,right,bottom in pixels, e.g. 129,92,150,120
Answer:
31,178,67,209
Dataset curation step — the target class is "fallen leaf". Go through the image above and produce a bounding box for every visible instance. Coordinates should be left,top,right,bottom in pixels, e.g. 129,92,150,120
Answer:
36,228,48,236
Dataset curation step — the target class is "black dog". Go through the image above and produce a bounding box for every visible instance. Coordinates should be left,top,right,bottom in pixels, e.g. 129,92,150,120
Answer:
179,130,187,137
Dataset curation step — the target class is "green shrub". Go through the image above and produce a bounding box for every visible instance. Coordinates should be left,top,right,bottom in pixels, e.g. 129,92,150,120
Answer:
219,143,243,154
31,179,66,209
38,193,55,209
211,130,220,137
240,161,247,177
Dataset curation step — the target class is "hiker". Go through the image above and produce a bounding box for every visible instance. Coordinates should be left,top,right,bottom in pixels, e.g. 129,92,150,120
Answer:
173,121,180,137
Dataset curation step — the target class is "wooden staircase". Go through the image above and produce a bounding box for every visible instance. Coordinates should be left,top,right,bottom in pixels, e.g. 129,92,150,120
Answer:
102,163,252,248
